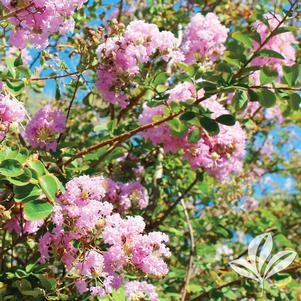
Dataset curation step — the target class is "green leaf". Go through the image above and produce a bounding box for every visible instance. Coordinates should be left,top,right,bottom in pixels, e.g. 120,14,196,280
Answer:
39,174,59,203
288,93,301,111
248,31,261,44
37,275,57,291
153,72,168,86
15,280,34,295
169,101,181,113
17,65,31,78
260,66,278,85
14,54,23,67
0,159,23,177
248,89,260,102
282,64,299,86
167,118,188,137
258,88,276,108
199,116,220,135
188,128,201,143
232,91,248,112
271,26,295,36
24,199,53,221
6,79,25,96
256,49,284,60
156,84,168,93
215,114,236,126
8,168,32,186
27,160,47,176
232,32,252,48
180,111,196,121
6,58,16,78
224,52,241,68
14,184,43,203
178,62,197,77
20,288,44,297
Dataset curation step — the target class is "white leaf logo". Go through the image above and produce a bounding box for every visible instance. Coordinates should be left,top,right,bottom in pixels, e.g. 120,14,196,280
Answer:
229,233,297,295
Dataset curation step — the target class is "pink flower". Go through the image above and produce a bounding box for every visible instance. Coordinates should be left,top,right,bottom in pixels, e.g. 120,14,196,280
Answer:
252,13,296,76
96,20,182,107
24,105,66,151
0,94,26,140
139,82,198,153
139,82,246,180
126,281,158,301
182,13,228,63
38,175,169,298
75,279,88,294
90,286,105,297
77,250,104,277
0,94,26,123
183,97,246,181
1,0,88,49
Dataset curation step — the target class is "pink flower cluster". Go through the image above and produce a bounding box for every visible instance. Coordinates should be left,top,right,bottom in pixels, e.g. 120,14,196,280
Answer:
182,13,228,63
126,281,158,301
38,175,168,297
24,105,66,152
139,82,197,153
252,13,296,74
0,94,26,140
139,82,246,181
1,0,87,49
96,20,183,108
183,98,246,180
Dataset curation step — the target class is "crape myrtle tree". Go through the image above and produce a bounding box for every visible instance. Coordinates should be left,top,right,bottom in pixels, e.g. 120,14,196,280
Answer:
0,0,300,300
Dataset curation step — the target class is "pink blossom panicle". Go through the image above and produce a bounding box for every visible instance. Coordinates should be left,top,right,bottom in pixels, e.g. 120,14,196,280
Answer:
139,82,246,180
182,12,229,63
1,0,88,49
96,20,182,107
38,175,168,297
0,94,26,140
24,105,66,152
252,13,296,76
125,281,158,301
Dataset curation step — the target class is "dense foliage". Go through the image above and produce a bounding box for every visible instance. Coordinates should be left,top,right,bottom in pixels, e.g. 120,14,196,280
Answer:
0,0,300,300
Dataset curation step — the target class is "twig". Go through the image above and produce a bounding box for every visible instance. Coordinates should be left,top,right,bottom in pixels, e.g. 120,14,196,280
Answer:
147,177,198,230
60,93,209,167
250,85,301,91
60,110,182,167
117,0,124,23
91,140,123,168
117,89,147,123
233,0,298,80
180,199,196,301
57,76,81,145
0,4,33,21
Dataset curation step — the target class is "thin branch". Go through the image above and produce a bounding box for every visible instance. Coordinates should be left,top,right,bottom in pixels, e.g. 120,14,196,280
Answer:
57,76,81,145
250,85,301,91
147,177,198,230
117,89,147,123
0,4,33,21
91,140,123,168
117,0,124,23
233,0,298,80
61,93,209,167
61,110,181,167
180,199,196,301
30,70,85,81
